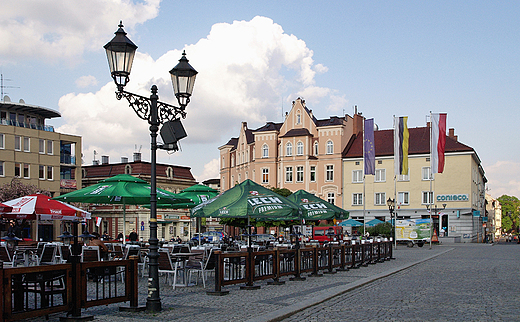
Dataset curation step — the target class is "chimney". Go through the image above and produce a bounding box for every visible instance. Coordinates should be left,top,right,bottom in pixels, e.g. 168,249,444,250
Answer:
101,155,109,165
353,112,364,135
133,152,141,162
121,156,128,163
448,128,458,141
92,160,100,165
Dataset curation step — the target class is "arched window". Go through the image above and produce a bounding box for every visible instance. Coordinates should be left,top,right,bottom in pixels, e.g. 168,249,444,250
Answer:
222,156,225,168
262,144,269,158
326,140,333,154
296,110,301,124
297,142,304,155
314,142,319,156
125,164,132,174
166,167,174,179
286,142,293,156
231,155,235,167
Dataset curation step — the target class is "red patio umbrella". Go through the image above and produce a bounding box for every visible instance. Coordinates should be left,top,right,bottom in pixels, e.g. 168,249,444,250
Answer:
0,203,13,213
2,193,90,220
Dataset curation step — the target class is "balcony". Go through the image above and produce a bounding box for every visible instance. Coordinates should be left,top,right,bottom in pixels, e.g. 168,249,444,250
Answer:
0,118,55,132
60,155,76,165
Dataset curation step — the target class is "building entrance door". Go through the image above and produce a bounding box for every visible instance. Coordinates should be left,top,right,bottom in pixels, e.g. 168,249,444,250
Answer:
441,214,449,237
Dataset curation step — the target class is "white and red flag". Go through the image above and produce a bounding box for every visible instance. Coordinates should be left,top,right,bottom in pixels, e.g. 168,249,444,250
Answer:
431,113,447,174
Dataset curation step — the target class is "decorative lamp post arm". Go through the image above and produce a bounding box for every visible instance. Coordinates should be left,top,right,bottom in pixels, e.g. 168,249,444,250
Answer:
116,88,187,124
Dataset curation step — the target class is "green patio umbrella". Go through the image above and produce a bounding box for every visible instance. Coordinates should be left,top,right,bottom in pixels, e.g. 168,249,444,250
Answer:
155,184,220,209
191,179,299,219
287,190,349,221
53,174,190,240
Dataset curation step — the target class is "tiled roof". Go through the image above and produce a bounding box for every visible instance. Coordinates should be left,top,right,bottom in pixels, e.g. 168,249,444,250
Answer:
280,128,311,138
82,161,195,181
342,127,474,158
316,116,345,127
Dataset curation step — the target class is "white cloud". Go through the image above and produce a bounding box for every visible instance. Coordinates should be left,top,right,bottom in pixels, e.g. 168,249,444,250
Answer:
0,0,160,64
56,16,342,180
194,159,220,183
75,75,98,88
484,160,520,198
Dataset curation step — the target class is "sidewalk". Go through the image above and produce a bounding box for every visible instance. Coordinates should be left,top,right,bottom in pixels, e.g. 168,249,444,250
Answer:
27,246,452,322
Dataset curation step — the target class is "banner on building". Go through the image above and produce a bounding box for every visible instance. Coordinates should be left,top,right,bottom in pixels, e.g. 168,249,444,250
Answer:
431,113,447,174
394,116,409,175
363,118,375,175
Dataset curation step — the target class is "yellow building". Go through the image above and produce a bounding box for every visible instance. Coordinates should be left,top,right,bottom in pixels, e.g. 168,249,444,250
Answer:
220,97,363,207
342,126,487,242
0,96,82,240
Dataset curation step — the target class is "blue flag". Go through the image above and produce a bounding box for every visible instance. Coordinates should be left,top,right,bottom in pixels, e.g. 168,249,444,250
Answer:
364,118,375,175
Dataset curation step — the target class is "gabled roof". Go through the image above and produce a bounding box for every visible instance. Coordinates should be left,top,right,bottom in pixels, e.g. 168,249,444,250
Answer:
254,122,283,132
224,137,238,150
245,129,255,144
279,128,311,138
342,127,474,158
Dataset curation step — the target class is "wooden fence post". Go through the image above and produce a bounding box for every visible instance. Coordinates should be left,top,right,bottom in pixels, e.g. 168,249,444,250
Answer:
207,251,229,296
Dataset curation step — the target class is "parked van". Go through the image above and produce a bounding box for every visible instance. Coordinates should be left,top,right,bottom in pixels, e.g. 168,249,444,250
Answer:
312,226,343,242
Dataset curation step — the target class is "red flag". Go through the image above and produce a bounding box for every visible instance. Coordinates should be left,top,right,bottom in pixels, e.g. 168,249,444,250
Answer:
431,113,447,173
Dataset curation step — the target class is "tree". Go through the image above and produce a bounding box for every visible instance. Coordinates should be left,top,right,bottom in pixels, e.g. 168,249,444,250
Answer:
0,178,50,202
497,195,520,233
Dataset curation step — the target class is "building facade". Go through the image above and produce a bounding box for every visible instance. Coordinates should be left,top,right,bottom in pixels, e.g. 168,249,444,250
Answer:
0,96,82,240
219,98,363,207
485,193,502,241
80,154,197,242
343,126,487,242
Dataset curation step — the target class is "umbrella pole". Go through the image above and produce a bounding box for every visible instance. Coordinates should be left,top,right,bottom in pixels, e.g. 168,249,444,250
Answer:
123,199,126,245
198,218,201,247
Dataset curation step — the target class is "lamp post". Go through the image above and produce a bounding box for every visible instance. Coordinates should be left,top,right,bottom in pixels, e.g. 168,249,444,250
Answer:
104,21,197,312
386,198,395,249
425,203,446,249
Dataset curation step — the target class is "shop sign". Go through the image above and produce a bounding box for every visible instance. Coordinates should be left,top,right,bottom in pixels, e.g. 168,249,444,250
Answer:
164,214,180,220
436,194,469,202
60,179,77,189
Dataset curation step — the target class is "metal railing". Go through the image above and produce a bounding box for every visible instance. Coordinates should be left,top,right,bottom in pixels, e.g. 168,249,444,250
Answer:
210,241,392,294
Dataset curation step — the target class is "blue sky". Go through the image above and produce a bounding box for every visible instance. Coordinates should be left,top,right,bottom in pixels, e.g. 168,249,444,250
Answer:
1,1,519,198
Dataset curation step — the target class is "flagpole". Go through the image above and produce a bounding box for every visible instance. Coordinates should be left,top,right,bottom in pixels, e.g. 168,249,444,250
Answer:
429,112,433,250
362,119,366,235
393,116,397,249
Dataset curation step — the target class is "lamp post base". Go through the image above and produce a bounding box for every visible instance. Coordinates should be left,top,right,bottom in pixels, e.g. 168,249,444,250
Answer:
146,300,162,313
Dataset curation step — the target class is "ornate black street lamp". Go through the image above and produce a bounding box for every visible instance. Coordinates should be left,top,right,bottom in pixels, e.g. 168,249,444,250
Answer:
104,21,197,312
386,198,395,249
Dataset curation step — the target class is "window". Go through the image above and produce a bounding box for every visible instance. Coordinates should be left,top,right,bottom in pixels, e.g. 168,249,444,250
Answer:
262,168,269,184
238,173,241,182
126,164,132,174
398,192,409,205
15,136,21,151
262,144,268,158
15,163,21,177
353,193,363,205
296,112,301,124
326,140,333,154
314,142,318,156
0,161,4,176
0,133,4,149
327,192,335,205
375,192,386,205
296,166,304,182
297,142,303,155
326,165,334,181
422,167,432,180
375,169,386,182
23,164,29,178
39,139,45,153
285,166,293,183
47,166,53,180
422,191,433,205
397,170,410,182
310,166,316,182
39,165,45,179
231,155,235,167
47,140,53,155
352,170,363,183
286,142,292,156
23,137,30,152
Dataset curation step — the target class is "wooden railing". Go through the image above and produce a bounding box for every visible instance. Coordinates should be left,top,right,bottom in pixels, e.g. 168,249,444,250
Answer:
209,241,392,295
0,257,139,321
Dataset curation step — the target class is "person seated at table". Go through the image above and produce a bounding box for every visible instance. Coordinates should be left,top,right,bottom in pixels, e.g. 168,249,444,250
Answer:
88,232,108,260
102,231,110,241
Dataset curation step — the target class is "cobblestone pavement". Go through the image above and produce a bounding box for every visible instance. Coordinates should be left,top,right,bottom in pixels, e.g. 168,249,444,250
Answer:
283,242,520,322
21,242,519,322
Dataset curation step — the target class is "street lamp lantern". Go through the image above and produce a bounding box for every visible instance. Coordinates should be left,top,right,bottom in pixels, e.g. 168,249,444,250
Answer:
104,21,138,90
386,197,395,211
169,51,198,108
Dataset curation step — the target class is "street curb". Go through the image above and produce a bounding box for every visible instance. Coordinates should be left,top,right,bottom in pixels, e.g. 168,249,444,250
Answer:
246,247,454,322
